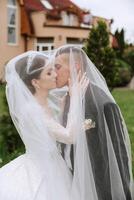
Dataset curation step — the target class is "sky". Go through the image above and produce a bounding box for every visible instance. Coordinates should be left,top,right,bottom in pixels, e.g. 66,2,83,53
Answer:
72,0,134,43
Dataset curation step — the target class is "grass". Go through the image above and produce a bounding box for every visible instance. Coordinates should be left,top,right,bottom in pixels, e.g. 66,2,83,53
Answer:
0,84,134,174
112,88,134,175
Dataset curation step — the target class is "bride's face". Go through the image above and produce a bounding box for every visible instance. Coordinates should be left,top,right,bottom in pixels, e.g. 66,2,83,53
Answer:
32,66,57,91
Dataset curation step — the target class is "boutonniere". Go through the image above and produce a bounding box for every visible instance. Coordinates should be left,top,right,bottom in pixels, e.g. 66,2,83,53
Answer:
84,119,96,130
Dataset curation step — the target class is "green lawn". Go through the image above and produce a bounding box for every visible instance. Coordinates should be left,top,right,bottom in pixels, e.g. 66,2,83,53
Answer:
112,89,134,175
0,84,134,174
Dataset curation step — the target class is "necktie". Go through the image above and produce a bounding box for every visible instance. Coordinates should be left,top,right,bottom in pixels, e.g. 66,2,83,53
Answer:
60,94,70,158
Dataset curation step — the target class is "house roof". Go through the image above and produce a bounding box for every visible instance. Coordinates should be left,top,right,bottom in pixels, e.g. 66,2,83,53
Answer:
20,0,87,35
48,0,83,12
23,0,84,13
24,0,85,22
23,0,45,12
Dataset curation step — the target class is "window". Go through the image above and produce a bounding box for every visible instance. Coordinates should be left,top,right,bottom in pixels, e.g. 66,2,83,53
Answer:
67,38,84,48
69,14,75,26
7,0,17,44
61,11,70,26
35,38,54,52
8,0,16,5
61,11,76,26
40,0,53,10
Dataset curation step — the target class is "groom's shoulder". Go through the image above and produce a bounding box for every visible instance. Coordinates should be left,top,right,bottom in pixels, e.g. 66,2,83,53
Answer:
85,84,110,102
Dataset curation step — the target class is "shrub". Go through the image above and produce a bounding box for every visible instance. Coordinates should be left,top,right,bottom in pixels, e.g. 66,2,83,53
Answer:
0,93,24,167
114,59,132,86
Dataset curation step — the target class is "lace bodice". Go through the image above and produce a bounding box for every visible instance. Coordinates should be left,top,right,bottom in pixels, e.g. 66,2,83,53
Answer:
44,115,75,144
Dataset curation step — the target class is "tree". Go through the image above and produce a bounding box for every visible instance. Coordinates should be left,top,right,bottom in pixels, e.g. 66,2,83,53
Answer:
124,49,134,75
114,58,132,86
83,21,117,89
114,28,126,58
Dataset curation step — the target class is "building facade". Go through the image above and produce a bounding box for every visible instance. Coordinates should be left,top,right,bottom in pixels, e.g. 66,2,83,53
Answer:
0,0,114,81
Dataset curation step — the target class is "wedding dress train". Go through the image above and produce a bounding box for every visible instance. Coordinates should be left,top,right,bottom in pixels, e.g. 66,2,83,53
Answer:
0,103,73,200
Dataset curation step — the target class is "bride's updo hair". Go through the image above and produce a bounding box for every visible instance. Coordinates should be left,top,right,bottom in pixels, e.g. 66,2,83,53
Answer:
15,54,46,94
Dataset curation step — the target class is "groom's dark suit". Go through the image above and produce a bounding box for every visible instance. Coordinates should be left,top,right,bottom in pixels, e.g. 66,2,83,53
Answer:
62,84,132,200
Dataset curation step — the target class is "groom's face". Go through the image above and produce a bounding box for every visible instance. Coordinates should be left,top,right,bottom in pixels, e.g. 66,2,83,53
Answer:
55,54,70,88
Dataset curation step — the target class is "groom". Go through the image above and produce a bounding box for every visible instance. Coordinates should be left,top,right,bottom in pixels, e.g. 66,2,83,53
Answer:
55,47,132,200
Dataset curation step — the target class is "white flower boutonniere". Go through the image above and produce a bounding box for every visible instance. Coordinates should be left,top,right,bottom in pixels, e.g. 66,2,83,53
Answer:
84,119,96,131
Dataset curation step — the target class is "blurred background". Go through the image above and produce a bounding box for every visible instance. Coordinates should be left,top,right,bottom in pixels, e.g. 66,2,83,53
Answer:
0,0,133,174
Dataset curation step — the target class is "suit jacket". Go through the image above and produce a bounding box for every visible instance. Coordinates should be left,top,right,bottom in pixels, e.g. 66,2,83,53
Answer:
62,84,132,200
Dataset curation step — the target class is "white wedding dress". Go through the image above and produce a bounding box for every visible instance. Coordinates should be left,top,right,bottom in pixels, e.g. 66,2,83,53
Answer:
0,102,74,200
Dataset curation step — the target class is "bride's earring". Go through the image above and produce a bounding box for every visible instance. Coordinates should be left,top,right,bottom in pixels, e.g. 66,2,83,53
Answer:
31,79,40,90
36,85,40,89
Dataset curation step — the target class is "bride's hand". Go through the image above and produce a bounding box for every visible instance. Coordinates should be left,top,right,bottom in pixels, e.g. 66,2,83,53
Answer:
68,70,89,97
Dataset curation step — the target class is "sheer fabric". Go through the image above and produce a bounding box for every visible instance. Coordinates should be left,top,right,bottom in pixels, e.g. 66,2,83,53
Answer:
50,45,133,200
0,46,133,200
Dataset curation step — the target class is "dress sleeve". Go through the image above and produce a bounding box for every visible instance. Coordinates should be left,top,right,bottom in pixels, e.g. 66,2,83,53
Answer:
19,102,76,144
46,86,94,144
45,90,80,144
45,113,76,144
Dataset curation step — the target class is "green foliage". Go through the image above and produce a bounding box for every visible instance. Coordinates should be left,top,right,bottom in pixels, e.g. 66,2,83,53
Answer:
114,59,132,86
124,49,134,74
114,29,126,58
0,89,24,167
114,29,134,79
83,21,117,89
0,84,6,115
112,89,134,175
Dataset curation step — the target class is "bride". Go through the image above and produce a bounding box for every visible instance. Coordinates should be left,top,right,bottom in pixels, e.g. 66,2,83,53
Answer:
0,46,133,200
0,50,96,200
